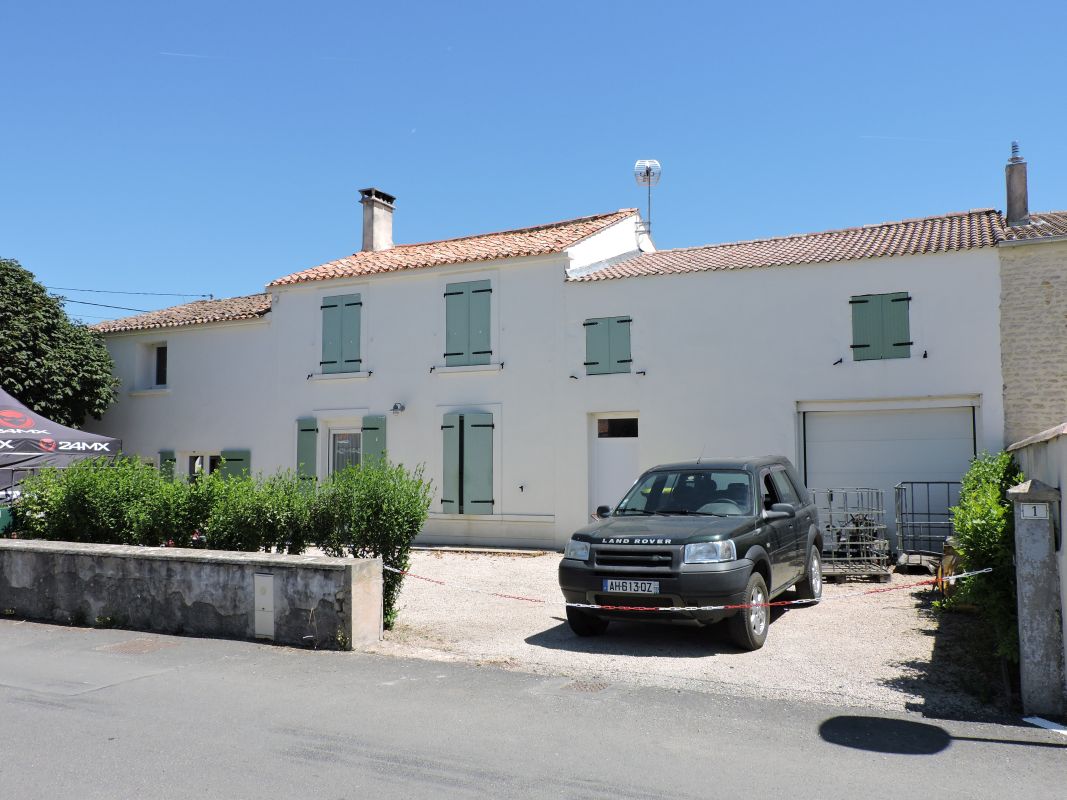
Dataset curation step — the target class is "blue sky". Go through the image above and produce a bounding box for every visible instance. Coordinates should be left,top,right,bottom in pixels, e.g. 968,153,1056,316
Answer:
3,1,1066,322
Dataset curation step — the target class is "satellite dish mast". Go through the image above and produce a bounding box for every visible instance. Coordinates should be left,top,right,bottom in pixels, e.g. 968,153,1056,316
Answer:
633,159,661,233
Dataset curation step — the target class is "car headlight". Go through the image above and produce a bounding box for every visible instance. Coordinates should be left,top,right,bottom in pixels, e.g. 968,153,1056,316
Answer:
684,540,736,564
564,539,591,561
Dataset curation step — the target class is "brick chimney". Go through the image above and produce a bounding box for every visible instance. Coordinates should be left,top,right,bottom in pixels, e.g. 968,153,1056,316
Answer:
1005,142,1030,227
359,188,395,251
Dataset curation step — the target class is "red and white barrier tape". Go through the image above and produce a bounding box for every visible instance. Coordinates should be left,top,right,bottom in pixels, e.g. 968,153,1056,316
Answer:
383,564,993,613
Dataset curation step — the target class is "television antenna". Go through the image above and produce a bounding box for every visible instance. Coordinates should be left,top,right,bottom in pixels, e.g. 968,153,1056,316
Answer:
633,159,661,231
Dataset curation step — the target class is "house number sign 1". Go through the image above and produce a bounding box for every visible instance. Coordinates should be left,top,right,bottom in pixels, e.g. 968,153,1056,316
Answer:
1021,503,1049,520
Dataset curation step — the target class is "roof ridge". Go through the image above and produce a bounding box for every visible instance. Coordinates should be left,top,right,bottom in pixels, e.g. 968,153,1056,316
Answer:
647,208,1001,256
365,208,637,252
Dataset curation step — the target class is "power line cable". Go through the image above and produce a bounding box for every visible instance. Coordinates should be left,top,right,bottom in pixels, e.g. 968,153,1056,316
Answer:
59,299,150,313
45,285,212,298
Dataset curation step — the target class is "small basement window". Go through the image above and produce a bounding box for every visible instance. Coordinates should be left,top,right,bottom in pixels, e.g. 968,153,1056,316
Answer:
597,418,638,438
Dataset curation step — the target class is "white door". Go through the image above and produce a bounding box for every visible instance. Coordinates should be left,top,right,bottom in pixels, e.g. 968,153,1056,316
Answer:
592,417,640,513
803,406,975,543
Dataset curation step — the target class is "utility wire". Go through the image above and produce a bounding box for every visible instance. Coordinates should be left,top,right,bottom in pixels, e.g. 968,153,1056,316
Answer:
59,299,150,313
45,285,212,298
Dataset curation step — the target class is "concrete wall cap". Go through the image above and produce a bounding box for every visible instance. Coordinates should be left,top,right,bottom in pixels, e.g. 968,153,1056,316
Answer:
1008,422,1067,452
1007,479,1062,502
0,538,374,571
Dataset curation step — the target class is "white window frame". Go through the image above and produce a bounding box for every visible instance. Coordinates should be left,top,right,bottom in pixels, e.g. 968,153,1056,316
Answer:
328,427,363,475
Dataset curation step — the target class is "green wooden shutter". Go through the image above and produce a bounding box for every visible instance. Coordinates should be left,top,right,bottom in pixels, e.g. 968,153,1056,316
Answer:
321,296,343,374
362,415,387,464
444,284,470,366
463,412,494,515
296,418,317,480
159,450,175,480
850,295,882,361
610,316,632,373
468,281,492,366
340,294,362,371
441,413,461,511
219,449,251,479
882,292,912,360
584,319,610,375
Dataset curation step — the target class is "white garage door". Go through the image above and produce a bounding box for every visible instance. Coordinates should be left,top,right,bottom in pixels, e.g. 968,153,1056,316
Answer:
803,407,975,541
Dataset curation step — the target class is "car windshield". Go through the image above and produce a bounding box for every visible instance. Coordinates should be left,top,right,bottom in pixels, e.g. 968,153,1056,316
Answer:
615,469,754,517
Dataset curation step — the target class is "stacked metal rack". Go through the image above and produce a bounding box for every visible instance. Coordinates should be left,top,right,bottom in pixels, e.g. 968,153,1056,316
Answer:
812,488,891,582
895,481,960,566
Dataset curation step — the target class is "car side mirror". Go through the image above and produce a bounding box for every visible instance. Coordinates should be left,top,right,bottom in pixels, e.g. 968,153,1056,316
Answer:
763,503,796,520
596,505,612,519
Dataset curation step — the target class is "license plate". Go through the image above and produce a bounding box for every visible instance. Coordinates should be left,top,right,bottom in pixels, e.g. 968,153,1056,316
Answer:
602,579,659,594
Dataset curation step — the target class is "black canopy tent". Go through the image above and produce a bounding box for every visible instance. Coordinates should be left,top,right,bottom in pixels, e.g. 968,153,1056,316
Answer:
0,387,120,496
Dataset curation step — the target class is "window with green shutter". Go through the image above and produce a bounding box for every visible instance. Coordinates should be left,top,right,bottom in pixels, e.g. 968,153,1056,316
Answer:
296,418,318,480
444,280,492,366
361,415,387,464
584,316,632,375
159,450,176,480
219,449,251,479
440,412,494,514
321,294,362,374
850,293,911,361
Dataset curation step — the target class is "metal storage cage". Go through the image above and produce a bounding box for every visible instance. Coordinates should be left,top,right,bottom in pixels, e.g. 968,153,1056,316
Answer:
812,488,891,582
895,481,960,563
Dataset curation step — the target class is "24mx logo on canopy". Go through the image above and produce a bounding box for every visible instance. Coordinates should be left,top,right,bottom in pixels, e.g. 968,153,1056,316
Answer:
0,409,34,429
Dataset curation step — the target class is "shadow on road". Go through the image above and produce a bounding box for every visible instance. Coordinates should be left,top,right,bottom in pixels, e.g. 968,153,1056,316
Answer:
819,715,1067,754
523,607,791,657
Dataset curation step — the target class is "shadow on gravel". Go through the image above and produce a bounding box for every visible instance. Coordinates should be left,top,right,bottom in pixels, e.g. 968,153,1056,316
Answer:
524,608,791,657
877,584,1016,724
819,715,1067,754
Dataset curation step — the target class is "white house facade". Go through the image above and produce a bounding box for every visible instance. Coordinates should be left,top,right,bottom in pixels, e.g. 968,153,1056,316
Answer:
91,188,1017,550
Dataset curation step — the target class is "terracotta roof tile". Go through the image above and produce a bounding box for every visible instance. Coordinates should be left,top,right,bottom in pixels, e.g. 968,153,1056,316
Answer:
1004,211,1067,241
268,209,638,287
91,293,271,334
570,209,1008,281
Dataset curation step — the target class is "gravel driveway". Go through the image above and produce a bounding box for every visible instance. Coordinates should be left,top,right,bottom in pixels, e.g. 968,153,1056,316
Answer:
372,549,1001,719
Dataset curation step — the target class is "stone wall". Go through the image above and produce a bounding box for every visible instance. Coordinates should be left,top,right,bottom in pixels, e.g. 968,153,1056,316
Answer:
1000,239,1067,445
0,540,383,650
1009,428,1067,714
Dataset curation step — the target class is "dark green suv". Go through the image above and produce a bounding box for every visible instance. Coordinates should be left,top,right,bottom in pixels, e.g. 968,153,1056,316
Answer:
558,457,822,650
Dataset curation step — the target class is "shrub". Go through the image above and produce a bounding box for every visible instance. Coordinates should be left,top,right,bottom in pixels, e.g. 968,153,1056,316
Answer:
949,451,1024,663
317,461,433,628
14,457,168,544
201,471,312,554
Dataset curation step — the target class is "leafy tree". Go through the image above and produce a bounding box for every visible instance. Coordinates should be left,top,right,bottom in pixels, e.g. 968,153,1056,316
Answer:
0,258,118,426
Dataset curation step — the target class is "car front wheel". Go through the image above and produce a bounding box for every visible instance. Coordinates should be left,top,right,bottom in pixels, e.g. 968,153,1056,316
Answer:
566,606,609,637
794,546,823,603
728,572,770,651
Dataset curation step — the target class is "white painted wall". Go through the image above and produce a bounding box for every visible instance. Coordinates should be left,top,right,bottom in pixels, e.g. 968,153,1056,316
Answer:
90,233,1005,551
556,248,1005,540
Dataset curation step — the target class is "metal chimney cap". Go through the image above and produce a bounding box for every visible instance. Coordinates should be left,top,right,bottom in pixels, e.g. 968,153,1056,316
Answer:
359,187,397,206
1009,141,1024,164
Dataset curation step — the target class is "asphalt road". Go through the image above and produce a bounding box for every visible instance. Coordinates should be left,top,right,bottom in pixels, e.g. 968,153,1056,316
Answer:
1,620,1064,799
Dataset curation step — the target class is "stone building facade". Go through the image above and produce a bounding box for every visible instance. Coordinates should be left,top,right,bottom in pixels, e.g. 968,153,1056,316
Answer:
1000,235,1067,445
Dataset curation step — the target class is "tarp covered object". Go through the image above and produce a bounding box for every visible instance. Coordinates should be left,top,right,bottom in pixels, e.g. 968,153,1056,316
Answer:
0,387,120,494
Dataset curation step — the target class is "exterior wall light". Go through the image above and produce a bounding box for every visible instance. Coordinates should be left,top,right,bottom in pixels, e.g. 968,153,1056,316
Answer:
391,403,406,415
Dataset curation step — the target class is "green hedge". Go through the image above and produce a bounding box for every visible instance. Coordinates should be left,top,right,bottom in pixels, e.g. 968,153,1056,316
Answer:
9,456,432,627
949,451,1024,663
316,462,434,628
